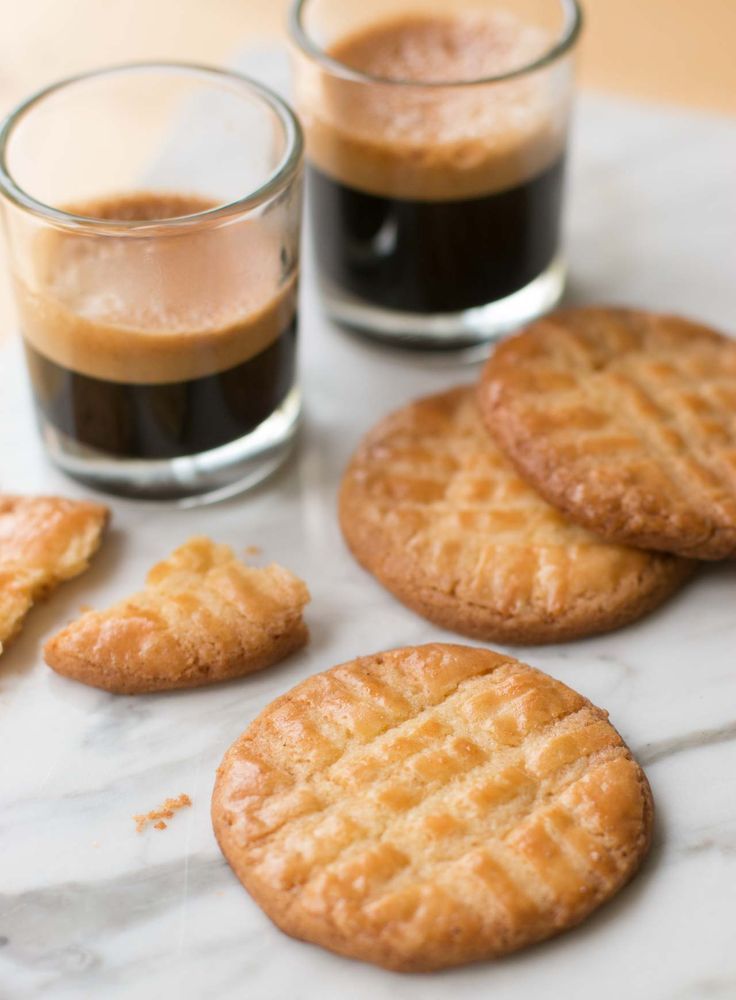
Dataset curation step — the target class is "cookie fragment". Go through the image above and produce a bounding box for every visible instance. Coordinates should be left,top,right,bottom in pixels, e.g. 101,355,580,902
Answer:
44,537,309,693
479,307,736,559
212,643,653,971
339,387,693,643
134,794,192,833
0,495,108,652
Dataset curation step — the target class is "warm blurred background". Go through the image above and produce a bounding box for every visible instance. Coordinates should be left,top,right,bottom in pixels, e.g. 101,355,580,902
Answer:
1,0,735,114
0,0,732,340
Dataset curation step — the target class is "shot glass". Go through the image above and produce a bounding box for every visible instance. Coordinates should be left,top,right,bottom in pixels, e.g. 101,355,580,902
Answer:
0,63,303,502
290,0,582,348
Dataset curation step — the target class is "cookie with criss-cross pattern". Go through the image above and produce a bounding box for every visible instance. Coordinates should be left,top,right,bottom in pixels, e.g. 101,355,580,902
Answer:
0,495,108,653
212,643,653,971
479,307,736,559
44,537,309,693
339,386,693,644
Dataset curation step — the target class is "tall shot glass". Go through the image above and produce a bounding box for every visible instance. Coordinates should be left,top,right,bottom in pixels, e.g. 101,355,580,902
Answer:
0,63,304,502
290,0,582,348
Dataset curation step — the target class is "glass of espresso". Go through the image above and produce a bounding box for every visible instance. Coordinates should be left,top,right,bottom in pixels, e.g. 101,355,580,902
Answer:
0,64,303,502
290,0,582,348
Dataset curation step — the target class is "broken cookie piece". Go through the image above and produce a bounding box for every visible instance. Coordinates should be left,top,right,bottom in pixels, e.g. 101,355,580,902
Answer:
44,536,310,693
0,495,108,653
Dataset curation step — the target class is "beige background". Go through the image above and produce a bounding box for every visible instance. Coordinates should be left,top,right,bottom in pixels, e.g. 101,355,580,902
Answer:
0,0,732,339
0,0,734,114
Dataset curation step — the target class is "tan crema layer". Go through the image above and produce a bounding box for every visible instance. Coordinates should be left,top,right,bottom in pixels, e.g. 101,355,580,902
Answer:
16,193,297,385
298,13,568,202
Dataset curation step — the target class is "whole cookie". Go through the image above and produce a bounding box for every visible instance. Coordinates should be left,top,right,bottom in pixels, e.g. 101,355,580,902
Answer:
479,307,736,560
339,387,692,644
212,643,653,971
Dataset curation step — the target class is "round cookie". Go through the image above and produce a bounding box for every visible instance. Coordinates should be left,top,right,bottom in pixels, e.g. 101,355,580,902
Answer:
479,307,736,560
212,643,653,971
339,387,693,644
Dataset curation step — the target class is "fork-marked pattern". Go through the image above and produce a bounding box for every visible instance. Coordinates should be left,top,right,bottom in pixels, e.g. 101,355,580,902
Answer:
481,307,736,558
214,644,652,970
339,386,692,643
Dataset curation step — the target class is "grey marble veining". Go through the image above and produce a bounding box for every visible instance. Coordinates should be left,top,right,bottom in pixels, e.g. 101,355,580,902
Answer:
0,51,735,1000
639,720,736,765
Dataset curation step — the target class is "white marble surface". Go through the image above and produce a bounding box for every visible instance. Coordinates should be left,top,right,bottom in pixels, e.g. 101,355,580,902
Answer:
1,69,735,999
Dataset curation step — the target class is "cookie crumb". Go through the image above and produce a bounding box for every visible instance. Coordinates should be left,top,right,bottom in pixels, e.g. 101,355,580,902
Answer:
133,793,191,833
244,544,262,557
79,604,93,613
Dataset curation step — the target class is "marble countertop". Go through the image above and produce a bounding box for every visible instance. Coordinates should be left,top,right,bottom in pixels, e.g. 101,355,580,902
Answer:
1,76,735,999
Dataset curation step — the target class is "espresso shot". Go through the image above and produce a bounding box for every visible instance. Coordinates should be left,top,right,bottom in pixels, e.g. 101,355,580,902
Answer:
23,323,296,460
292,1,580,344
0,63,303,501
18,193,297,463
308,157,565,315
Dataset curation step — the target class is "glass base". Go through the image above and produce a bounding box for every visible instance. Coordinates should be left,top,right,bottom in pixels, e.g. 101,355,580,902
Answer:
320,256,566,350
38,386,301,506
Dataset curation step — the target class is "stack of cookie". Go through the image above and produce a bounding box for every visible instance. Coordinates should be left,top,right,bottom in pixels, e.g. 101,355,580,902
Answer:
340,307,736,643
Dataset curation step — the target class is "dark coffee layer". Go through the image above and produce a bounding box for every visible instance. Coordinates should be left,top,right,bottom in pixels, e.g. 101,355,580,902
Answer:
308,156,565,314
26,318,296,460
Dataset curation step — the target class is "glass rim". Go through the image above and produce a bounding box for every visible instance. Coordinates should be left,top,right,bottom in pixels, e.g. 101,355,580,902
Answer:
0,61,304,235
289,0,583,88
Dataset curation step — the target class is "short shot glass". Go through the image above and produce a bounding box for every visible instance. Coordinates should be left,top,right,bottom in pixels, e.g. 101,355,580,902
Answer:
290,0,582,348
0,63,304,502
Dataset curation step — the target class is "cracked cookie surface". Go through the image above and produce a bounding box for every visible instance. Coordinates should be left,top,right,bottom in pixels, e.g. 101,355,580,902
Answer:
479,307,736,559
339,387,692,643
44,536,309,693
212,643,653,971
0,495,108,653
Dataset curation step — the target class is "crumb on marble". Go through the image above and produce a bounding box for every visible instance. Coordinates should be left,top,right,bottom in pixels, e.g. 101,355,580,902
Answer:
79,604,94,613
133,793,191,833
244,544,262,557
